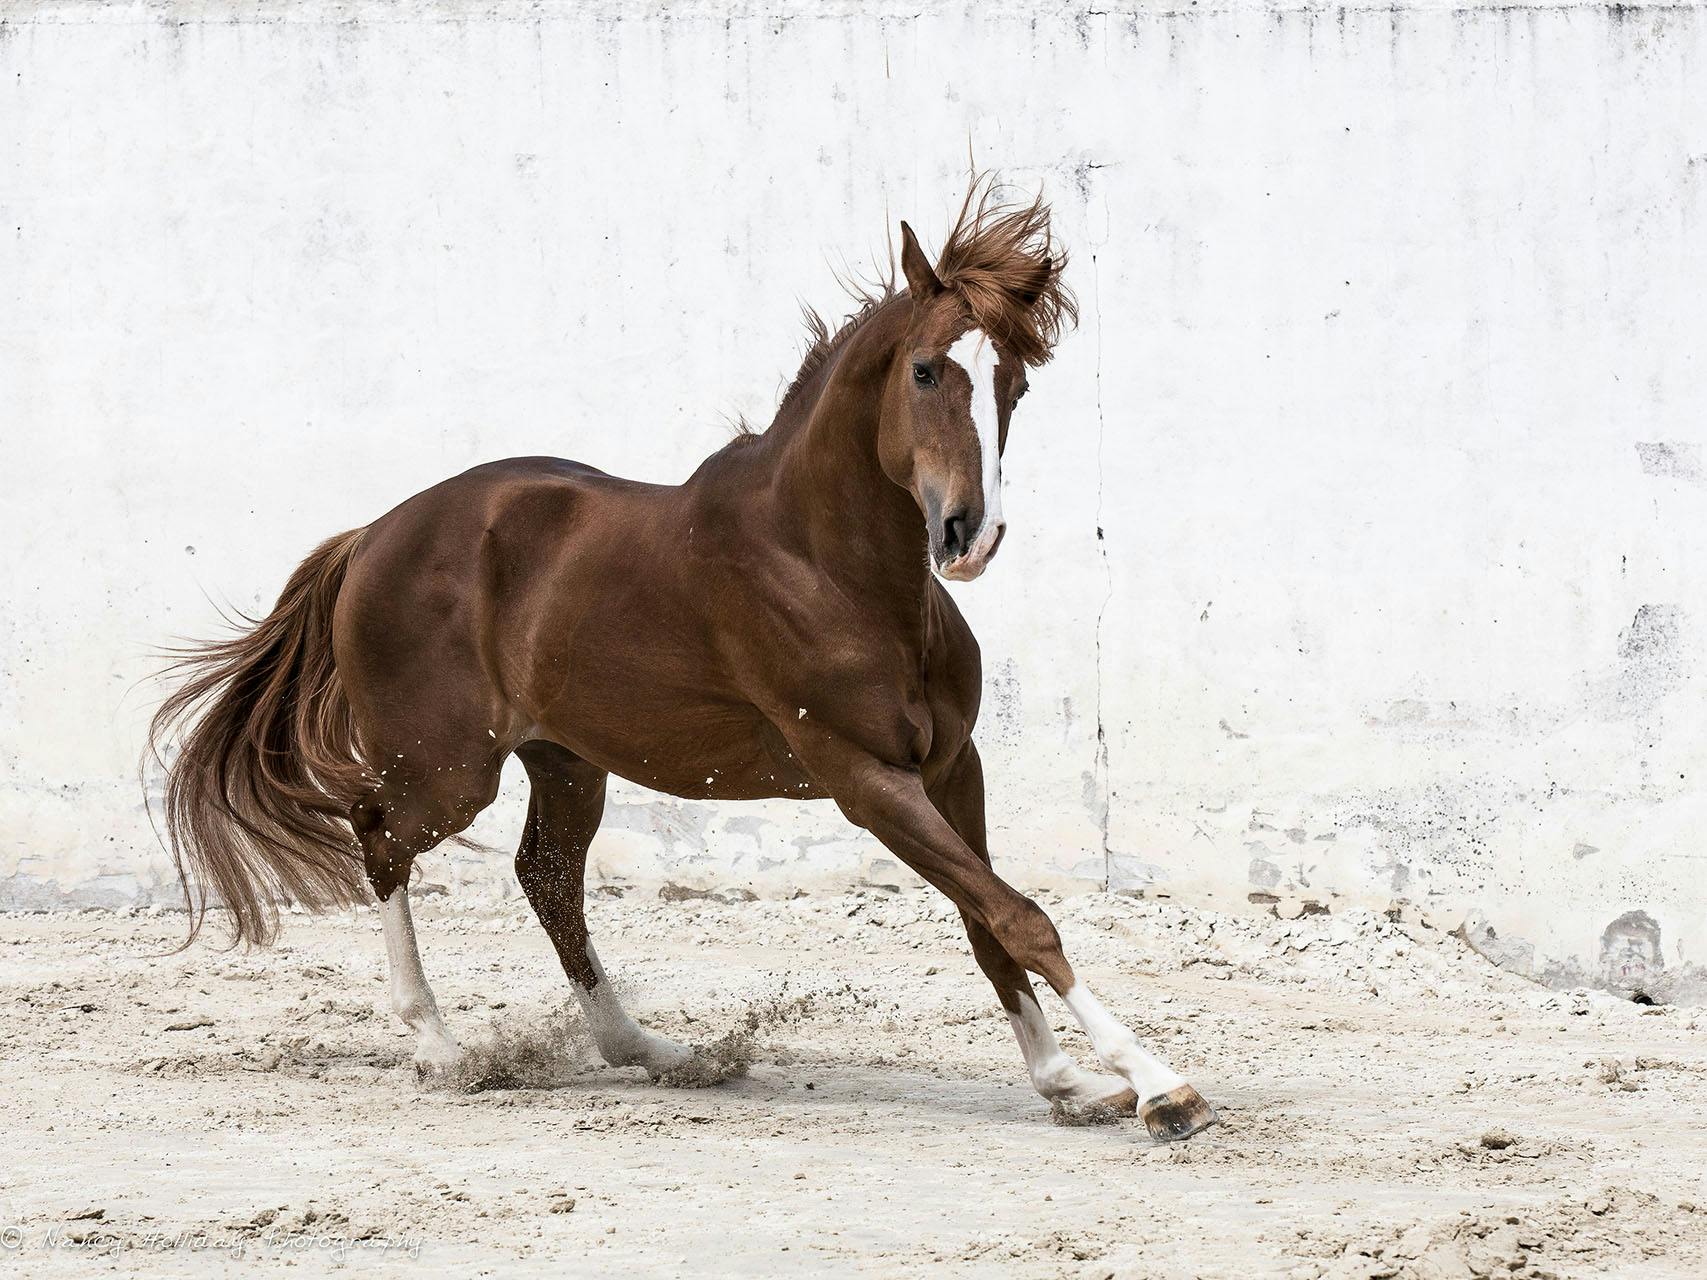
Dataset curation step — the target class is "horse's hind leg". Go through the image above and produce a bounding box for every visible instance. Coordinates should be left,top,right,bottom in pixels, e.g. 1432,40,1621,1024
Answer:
930,744,1136,1114
351,750,503,1081
374,882,462,1076
513,741,694,1076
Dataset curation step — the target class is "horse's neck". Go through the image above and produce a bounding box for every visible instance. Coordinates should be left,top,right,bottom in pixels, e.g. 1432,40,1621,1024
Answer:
767,310,930,599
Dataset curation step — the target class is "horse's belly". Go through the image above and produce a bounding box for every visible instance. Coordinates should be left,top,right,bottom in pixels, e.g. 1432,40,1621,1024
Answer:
535,693,825,803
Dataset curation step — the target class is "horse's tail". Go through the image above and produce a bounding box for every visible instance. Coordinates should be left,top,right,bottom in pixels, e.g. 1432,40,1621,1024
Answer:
145,528,372,948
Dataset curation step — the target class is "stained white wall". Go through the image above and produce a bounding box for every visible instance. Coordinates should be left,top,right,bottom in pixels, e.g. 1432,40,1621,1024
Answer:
3,0,1704,996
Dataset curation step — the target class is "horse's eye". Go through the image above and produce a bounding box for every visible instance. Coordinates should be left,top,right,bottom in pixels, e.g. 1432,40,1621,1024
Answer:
912,362,936,388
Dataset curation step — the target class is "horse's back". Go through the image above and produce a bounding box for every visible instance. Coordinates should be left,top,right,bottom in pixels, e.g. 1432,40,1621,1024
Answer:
355,455,664,567
333,456,667,695
427,455,665,514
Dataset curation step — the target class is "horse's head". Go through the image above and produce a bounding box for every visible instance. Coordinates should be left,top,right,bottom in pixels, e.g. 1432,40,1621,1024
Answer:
878,193,1076,583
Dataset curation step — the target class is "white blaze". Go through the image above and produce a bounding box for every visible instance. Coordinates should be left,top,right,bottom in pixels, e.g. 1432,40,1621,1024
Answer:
945,327,1003,557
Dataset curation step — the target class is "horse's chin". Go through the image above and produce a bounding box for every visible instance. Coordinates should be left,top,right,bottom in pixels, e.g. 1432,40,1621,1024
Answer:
935,554,991,583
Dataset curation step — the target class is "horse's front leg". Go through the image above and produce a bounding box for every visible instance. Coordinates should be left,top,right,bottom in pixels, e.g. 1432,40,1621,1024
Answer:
819,741,1218,1141
929,743,1140,1114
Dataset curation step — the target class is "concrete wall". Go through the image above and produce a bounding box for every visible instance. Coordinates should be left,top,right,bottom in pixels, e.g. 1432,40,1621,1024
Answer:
3,0,1704,997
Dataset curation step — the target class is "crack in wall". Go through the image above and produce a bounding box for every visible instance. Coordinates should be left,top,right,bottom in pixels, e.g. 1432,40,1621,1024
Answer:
1089,246,1113,889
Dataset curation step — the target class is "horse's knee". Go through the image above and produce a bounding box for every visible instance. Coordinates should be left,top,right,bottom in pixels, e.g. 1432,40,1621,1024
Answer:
990,896,1074,993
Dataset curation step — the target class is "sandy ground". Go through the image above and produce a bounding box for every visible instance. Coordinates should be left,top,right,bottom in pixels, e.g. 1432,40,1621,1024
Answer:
3,888,1705,1279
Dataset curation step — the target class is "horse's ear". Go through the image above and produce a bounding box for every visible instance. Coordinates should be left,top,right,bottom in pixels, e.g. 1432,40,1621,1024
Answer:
899,221,943,301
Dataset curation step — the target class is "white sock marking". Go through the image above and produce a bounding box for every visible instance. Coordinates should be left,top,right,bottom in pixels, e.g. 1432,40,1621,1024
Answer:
1062,984,1188,1102
378,887,461,1067
945,327,1004,559
1006,994,1131,1104
571,941,693,1073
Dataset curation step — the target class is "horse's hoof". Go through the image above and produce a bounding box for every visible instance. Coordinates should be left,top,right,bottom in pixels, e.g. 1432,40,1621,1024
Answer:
413,1046,467,1088
609,1032,697,1077
1139,1084,1219,1143
1101,1087,1139,1115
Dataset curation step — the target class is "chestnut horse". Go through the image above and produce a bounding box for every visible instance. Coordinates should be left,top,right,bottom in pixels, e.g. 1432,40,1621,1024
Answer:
149,187,1218,1141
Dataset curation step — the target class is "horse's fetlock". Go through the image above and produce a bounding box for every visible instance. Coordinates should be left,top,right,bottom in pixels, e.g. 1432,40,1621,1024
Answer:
1029,1052,1083,1095
391,991,435,1026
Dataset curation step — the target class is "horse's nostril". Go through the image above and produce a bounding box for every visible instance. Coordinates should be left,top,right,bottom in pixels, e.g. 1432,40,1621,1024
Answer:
942,512,971,559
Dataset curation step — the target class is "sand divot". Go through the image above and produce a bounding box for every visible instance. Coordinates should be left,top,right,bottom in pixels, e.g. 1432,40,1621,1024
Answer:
654,990,821,1089
422,988,824,1093
654,1023,757,1088
1048,1098,1128,1127
430,1004,595,1094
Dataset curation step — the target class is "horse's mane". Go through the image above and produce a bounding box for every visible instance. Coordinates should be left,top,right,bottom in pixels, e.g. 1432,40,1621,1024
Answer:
770,285,896,428
759,177,1078,434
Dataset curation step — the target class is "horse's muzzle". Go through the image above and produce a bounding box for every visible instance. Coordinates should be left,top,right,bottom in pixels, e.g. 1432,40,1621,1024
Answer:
935,518,1007,581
